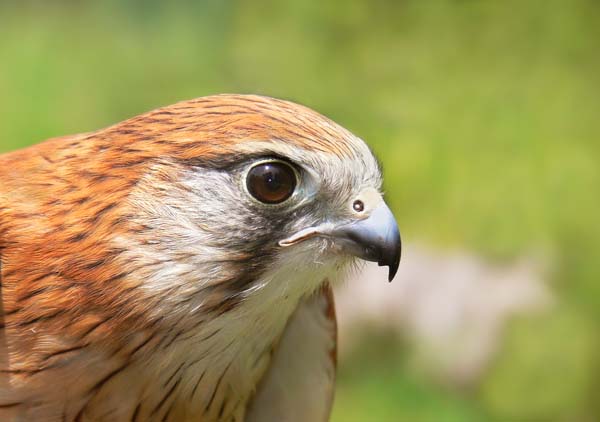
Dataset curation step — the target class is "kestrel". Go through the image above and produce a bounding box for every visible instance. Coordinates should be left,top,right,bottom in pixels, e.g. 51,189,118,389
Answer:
0,94,401,421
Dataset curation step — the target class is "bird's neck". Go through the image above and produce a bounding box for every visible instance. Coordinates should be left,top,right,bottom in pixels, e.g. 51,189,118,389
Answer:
110,235,343,420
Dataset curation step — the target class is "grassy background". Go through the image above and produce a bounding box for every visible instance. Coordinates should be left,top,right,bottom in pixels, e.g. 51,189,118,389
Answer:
1,1,599,420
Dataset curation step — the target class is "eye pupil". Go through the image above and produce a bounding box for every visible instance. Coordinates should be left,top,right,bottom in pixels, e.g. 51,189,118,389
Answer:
247,161,297,204
353,200,365,212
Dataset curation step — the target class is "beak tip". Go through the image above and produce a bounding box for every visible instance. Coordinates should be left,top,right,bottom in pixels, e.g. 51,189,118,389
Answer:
384,255,400,282
388,268,396,282
378,247,400,282
379,242,400,283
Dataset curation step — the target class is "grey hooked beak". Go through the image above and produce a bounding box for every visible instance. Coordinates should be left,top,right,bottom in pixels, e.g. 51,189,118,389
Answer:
329,203,401,281
279,202,402,281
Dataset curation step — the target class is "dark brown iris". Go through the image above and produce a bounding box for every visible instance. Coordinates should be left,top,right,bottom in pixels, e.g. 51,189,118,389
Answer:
247,161,297,204
353,200,365,212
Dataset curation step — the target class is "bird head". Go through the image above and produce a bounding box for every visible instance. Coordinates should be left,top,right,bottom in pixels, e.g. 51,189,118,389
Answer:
74,95,402,318
2,94,400,328
0,94,401,420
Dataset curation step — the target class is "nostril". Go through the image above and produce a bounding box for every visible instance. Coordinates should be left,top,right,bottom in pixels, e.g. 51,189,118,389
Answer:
353,199,365,213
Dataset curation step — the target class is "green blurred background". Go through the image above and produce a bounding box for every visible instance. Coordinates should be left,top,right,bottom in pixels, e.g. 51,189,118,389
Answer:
1,1,598,420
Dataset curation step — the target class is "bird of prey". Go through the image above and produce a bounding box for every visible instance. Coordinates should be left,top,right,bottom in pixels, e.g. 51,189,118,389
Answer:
0,94,401,422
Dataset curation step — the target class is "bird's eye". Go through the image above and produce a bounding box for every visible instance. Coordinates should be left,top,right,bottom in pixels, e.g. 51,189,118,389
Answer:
246,161,297,204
